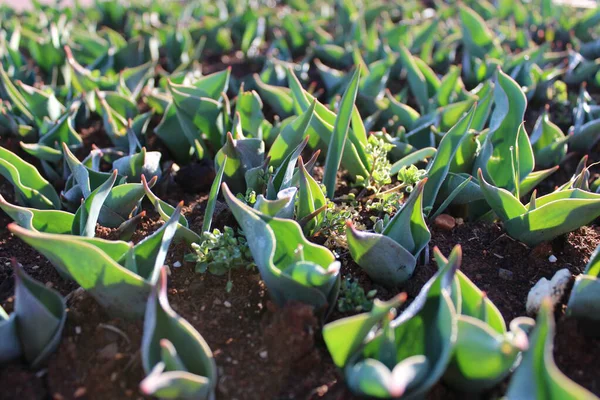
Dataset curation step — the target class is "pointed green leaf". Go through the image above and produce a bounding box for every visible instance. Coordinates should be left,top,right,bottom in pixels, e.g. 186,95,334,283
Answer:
324,67,361,198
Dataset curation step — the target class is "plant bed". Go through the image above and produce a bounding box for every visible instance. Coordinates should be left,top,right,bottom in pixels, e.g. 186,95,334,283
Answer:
2,1,600,399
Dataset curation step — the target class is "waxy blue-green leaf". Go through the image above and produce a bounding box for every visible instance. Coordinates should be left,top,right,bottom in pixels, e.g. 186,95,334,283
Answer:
253,74,294,118
435,66,462,108
569,115,600,153
22,111,83,164
222,183,340,311
266,136,309,200
65,46,118,97
567,244,600,325
140,267,217,399
323,67,361,198
61,142,125,209
478,169,600,246
119,61,156,99
202,155,226,234
234,86,269,139
346,180,430,287
323,294,407,368
437,248,535,392
384,90,420,131
215,131,265,195
0,261,66,368
297,156,326,236
154,102,194,164
0,146,61,209
267,100,315,168
142,175,200,245
359,55,396,102
422,105,475,212
0,64,35,123
72,170,118,237
15,81,64,124
168,80,224,154
458,5,501,59
389,147,437,176
470,81,494,131
285,67,369,179
474,69,529,194
95,90,137,148
9,203,183,318
254,187,298,219
314,59,351,96
0,194,74,234
506,300,598,400
531,108,567,168
330,245,458,398
398,45,429,112
112,147,162,183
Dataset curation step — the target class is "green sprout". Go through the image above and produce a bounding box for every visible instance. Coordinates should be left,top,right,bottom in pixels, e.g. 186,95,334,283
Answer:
366,191,403,215
186,227,255,292
236,189,258,206
337,278,377,313
397,165,427,192
316,198,362,249
356,135,395,192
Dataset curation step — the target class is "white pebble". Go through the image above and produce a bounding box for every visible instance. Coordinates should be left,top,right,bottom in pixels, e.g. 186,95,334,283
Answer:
75,326,82,335
526,268,572,315
548,255,557,263
224,301,232,308
173,261,182,268
259,350,268,359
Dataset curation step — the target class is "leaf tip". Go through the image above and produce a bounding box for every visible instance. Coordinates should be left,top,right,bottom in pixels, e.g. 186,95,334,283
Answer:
397,292,408,303
147,175,158,187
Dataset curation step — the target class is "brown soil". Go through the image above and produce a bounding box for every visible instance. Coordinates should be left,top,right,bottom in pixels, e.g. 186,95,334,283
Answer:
4,173,600,399
2,61,600,400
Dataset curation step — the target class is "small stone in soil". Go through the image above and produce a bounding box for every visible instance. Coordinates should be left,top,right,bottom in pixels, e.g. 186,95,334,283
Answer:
526,268,572,315
224,301,232,308
173,261,182,268
498,268,514,280
433,214,456,231
549,255,558,263
259,350,268,359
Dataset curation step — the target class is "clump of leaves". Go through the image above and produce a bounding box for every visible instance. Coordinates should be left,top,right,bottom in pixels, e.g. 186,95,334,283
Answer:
567,243,600,325
356,135,395,192
316,198,361,248
0,260,66,368
140,267,217,399
346,180,430,287
185,227,254,292
397,165,427,192
337,278,377,313
10,203,183,318
366,191,403,216
478,169,600,246
236,189,257,206
323,246,458,398
222,183,340,313
506,299,597,399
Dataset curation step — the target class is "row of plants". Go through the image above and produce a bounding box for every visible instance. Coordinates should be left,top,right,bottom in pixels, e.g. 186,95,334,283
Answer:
1,0,600,398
